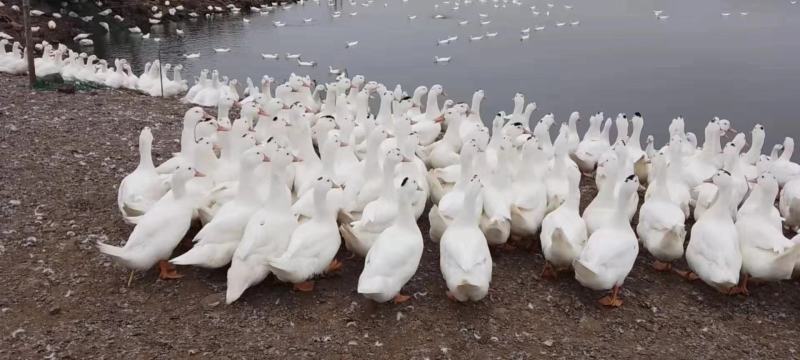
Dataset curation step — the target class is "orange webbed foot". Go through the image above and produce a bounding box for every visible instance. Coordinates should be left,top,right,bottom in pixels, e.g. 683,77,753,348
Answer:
158,260,183,280
326,259,343,273
651,260,672,272
673,269,699,281
293,280,315,292
393,293,411,304
540,262,558,280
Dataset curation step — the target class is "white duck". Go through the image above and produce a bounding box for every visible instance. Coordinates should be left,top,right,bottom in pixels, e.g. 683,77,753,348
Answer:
582,145,628,235
539,172,587,278
440,176,493,302
340,148,403,257
170,147,268,268
509,137,548,239
480,134,513,247
422,106,462,170
357,177,424,303
741,124,765,181
429,141,483,242
155,108,213,174
779,177,800,232
767,137,800,187
117,127,170,224
97,165,199,281
573,113,611,173
684,170,742,293
637,154,687,271
268,176,342,292
544,124,580,212
573,174,640,307
225,148,299,304
737,172,800,294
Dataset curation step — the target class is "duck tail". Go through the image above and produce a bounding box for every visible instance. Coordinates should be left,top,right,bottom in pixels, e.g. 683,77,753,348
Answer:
226,259,268,304
550,227,573,255
357,276,388,296
96,241,127,261
169,244,229,268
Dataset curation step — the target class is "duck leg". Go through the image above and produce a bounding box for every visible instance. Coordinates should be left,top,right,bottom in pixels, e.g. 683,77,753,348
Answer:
445,291,458,302
540,262,557,280
598,285,623,307
326,259,343,273
673,268,699,281
157,260,183,280
727,274,750,296
651,260,672,272
127,270,136,287
393,293,411,304
293,280,315,292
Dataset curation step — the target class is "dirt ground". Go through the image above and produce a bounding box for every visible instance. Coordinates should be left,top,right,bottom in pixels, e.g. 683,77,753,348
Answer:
2,73,800,359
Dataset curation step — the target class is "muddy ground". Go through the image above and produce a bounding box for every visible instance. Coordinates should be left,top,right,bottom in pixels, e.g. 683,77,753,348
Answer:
2,73,800,359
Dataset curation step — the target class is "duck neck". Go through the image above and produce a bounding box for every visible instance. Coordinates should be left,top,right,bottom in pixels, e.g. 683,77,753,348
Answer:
455,187,480,226
363,139,381,177
629,122,642,151
611,189,632,228
137,139,155,171
236,162,259,202
180,118,200,155
471,96,482,115
442,117,461,145
652,163,671,201
706,184,732,220
781,140,794,161
376,96,392,128
425,91,441,118
395,189,416,228
312,186,332,221
194,147,218,177
267,165,292,209
172,176,188,199
379,160,398,200
744,134,764,164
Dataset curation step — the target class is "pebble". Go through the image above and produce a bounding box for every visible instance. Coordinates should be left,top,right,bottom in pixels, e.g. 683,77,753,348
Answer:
9,200,21,205
543,339,554,347
49,306,61,315
22,236,38,247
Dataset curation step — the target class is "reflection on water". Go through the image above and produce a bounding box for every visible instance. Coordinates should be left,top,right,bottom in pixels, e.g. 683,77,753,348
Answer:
90,0,800,145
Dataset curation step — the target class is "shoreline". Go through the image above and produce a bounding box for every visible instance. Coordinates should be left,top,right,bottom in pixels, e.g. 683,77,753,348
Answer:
2,71,800,358
1,0,286,48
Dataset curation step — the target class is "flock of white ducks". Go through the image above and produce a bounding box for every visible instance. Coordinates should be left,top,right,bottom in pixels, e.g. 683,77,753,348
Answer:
87,70,800,307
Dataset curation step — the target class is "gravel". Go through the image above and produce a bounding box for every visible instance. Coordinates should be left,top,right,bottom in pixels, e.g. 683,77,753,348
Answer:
2,73,800,358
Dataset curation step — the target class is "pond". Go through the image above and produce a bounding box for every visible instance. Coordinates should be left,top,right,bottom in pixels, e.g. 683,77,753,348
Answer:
89,0,800,145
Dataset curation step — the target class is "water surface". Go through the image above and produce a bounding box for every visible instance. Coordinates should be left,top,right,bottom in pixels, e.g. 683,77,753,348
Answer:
90,0,800,145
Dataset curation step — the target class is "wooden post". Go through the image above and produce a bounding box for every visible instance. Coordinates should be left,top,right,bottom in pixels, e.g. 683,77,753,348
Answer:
21,0,36,88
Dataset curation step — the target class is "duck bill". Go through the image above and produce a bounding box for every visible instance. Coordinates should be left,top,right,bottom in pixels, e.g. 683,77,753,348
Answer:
434,115,445,124
293,154,303,162
194,171,206,177
202,111,215,121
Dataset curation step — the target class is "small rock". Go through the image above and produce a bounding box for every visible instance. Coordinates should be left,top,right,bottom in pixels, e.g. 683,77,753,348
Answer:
202,294,223,308
22,236,38,247
543,339,554,347
11,328,25,338
57,84,76,94
188,349,199,355
9,200,21,206
48,307,61,315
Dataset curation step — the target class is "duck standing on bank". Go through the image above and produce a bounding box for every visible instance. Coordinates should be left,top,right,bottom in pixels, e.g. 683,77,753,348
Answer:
98,165,201,284
357,177,425,303
573,174,640,307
